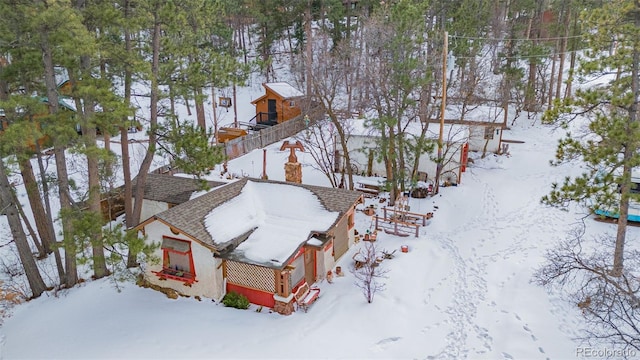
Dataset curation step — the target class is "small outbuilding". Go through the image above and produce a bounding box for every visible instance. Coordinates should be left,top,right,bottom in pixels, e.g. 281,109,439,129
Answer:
250,82,304,126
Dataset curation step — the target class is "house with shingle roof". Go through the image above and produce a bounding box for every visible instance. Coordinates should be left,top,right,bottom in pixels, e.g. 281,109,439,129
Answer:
132,173,226,222
137,177,363,315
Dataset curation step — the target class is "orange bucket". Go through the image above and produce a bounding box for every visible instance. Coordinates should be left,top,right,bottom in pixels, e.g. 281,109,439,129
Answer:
401,245,409,253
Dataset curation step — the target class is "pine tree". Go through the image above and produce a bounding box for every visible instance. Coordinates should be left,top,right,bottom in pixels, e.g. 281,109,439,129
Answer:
543,0,640,276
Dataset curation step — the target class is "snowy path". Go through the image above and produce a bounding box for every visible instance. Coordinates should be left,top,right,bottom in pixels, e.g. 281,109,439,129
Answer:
416,125,583,359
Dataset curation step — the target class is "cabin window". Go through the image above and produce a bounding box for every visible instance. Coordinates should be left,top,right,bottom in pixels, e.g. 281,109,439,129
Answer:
289,100,295,107
484,127,495,140
157,237,196,283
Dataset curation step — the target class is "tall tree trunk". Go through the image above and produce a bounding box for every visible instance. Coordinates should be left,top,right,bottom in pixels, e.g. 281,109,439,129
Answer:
33,141,64,281
387,127,398,204
85,120,109,279
305,1,312,101
0,156,47,298
132,4,160,227
262,24,271,83
194,87,206,129
564,16,579,100
211,86,218,139
612,12,640,277
16,201,44,256
555,4,571,101
0,56,7,99
121,3,137,267
72,55,108,280
41,33,78,287
326,109,354,190
19,158,53,255
524,0,544,112
548,42,558,108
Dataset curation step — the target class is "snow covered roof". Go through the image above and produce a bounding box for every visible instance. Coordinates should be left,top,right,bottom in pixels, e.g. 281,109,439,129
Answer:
152,178,362,268
37,97,77,112
263,82,304,99
205,181,338,267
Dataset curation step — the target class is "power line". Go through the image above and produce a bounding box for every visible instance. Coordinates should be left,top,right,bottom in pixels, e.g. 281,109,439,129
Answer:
449,33,585,42
454,48,586,60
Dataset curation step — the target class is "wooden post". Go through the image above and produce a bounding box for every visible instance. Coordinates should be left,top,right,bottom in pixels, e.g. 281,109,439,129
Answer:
233,83,238,128
262,149,268,179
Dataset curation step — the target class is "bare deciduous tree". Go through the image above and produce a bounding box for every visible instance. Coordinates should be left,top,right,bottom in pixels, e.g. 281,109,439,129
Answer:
534,228,640,352
295,119,342,188
352,241,388,304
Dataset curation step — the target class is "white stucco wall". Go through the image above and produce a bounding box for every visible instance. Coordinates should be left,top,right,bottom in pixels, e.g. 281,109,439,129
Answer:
133,198,169,224
143,221,224,301
468,125,501,153
322,241,336,275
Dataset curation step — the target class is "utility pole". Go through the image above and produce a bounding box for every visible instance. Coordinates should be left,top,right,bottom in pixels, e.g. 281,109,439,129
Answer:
434,31,448,195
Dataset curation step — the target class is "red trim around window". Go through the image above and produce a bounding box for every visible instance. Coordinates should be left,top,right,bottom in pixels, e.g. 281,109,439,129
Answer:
154,236,196,284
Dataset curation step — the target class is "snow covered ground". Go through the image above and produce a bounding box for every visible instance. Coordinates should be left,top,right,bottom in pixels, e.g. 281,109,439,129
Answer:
1,113,633,359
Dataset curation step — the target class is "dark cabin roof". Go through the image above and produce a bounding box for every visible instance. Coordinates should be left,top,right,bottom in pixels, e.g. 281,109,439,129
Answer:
152,178,363,251
132,173,226,205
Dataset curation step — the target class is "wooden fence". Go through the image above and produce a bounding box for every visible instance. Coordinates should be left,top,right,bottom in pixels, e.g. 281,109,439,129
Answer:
220,106,325,161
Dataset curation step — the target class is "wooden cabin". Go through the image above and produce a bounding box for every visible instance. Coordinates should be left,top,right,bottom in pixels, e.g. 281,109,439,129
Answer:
250,82,304,126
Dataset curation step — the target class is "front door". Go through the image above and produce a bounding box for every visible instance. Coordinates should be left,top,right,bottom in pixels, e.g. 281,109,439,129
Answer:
304,248,315,284
267,99,277,122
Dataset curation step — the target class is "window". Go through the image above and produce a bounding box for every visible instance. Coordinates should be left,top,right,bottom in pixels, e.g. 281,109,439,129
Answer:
156,237,196,283
289,100,295,107
484,127,495,140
